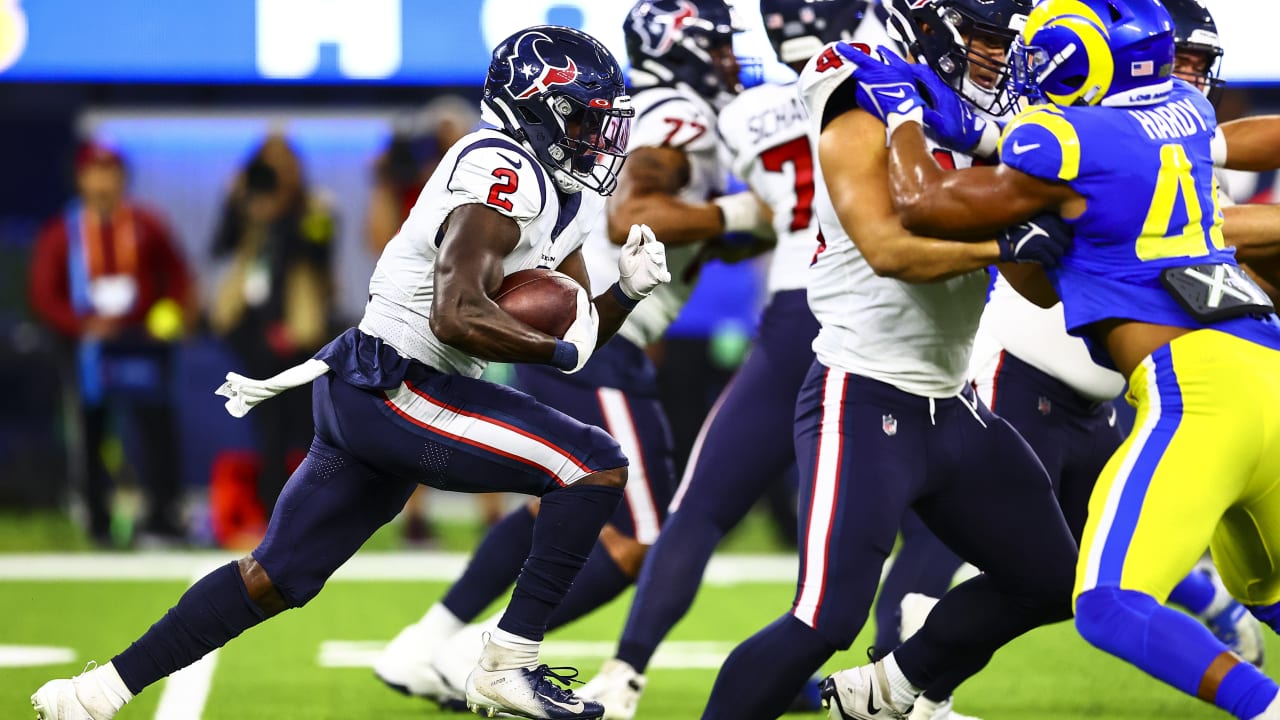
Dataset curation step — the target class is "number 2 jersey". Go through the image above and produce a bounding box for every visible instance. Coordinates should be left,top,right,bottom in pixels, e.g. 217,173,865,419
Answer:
1000,79,1280,356
717,81,817,294
799,35,990,397
360,128,603,378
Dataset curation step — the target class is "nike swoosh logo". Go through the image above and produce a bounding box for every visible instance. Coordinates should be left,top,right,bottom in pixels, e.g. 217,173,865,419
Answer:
1012,141,1041,154
866,678,881,715
546,697,585,713
496,151,524,169
1108,407,1117,426
882,88,907,99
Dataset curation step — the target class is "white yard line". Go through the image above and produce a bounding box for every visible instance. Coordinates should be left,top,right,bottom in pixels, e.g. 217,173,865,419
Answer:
318,640,739,670
0,552,802,585
150,558,228,720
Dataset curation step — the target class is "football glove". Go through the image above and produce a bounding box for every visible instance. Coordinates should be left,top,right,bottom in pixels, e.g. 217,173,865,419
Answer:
842,44,925,136
910,65,1002,159
617,223,670,300
557,285,599,374
997,214,1074,267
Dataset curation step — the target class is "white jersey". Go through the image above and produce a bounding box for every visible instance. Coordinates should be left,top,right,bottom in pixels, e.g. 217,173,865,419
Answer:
718,81,819,294
359,128,602,378
970,274,1126,404
584,86,726,347
799,38,989,397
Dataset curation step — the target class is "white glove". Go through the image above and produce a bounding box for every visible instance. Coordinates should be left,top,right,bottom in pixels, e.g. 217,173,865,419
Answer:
558,285,599,374
617,223,670,300
215,358,330,417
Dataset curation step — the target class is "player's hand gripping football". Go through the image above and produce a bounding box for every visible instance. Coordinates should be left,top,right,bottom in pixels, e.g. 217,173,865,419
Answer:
910,64,1002,159
841,44,925,135
559,285,599,374
617,223,670,300
998,213,1074,267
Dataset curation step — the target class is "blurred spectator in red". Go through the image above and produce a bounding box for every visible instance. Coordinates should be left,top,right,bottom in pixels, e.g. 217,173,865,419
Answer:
209,133,336,515
28,141,195,547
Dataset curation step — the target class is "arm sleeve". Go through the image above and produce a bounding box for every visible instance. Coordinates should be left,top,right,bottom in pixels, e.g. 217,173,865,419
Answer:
28,219,82,337
998,108,1082,183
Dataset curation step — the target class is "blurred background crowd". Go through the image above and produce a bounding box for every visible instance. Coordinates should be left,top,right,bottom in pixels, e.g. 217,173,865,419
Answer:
1,0,1277,553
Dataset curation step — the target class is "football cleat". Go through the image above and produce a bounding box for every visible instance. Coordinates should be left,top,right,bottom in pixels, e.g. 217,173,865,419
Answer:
31,664,122,720
1207,602,1266,667
466,664,603,720
898,593,940,644
821,663,912,720
907,696,982,720
577,658,646,720
375,619,468,710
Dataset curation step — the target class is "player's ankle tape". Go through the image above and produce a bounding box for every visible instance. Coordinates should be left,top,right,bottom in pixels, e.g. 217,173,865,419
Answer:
610,282,643,310
551,339,579,371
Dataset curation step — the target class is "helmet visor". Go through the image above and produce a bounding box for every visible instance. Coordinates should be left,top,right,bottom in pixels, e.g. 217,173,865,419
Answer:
558,96,634,196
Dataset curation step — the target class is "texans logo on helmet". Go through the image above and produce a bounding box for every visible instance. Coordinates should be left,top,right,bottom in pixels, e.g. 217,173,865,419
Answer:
505,31,580,100
636,0,700,57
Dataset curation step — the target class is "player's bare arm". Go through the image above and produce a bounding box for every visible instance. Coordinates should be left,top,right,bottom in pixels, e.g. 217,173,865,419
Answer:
1222,205,1280,262
822,109,1001,282
1220,116,1280,172
429,203,562,364
885,123,1083,236
606,145,724,245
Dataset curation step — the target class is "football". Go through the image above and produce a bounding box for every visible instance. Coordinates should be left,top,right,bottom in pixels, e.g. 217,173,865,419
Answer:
492,268,582,338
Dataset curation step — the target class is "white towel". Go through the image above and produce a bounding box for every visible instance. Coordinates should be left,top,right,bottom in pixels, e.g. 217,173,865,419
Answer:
215,358,331,418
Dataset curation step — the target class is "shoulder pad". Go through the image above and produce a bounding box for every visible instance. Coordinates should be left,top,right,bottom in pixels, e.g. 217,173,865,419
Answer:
799,42,867,134
446,137,547,224
999,107,1081,183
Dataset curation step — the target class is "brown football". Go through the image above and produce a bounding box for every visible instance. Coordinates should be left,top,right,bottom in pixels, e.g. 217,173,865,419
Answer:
493,268,582,339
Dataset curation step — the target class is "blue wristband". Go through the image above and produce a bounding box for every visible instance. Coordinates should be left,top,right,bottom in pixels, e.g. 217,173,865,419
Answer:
551,339,579,371
609,282,643,310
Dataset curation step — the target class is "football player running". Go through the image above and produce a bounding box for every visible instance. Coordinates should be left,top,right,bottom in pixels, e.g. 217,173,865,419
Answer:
840,0,1280,717
575,2,866,717
371,0,774,713
31,26,669,720
701,1,1089,718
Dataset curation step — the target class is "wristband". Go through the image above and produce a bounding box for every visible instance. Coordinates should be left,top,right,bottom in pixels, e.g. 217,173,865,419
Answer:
610,281,644,309
550,339,579,371
973,120,1002,160
885,106,924,144
713,192,765,234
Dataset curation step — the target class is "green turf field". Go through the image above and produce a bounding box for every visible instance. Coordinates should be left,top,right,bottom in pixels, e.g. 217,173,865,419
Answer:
2,553,1263,720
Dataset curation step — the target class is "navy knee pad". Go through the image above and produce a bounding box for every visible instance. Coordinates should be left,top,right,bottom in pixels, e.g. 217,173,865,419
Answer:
1074,587,1158,652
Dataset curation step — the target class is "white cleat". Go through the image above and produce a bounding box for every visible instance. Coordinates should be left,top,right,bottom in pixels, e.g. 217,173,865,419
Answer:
1207,602,1266,668
907,696,981,720
577,659,646,720
898,593,940,644
31,664,122,720
375,620,468,710
821,663,912,720
465,664,603,719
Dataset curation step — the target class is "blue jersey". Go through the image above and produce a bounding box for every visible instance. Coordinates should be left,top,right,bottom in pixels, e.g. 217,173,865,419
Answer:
999,80,1280,357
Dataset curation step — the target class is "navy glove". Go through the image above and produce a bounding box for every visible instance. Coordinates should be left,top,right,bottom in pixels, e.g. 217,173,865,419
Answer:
839,44,925,133
910,65,1001,158
997,214,1073,267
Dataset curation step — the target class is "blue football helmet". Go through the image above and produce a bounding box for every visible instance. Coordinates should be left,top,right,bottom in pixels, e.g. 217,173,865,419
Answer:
625,0,743,107
1009,0,1175,108
483,25,634,196
760,0,868,65
1166,0,1224,105
888,0,1032,116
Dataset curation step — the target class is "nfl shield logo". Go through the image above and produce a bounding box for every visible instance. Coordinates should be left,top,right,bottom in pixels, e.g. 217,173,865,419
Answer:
1038,396,1052,416
882,414,898,436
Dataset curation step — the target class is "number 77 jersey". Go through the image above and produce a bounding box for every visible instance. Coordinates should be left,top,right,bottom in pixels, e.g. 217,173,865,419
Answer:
998,79,1266,340
717,80,819,294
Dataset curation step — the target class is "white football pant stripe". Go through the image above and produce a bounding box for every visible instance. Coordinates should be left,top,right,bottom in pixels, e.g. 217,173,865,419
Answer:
597,388,661,545
793,368,847,628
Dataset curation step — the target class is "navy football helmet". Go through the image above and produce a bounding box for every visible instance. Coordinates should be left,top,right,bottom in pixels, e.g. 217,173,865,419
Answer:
625,0,743,107
483,25,634,195
760,0,868,65
888,0,1032,116
1166,0,1224,105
